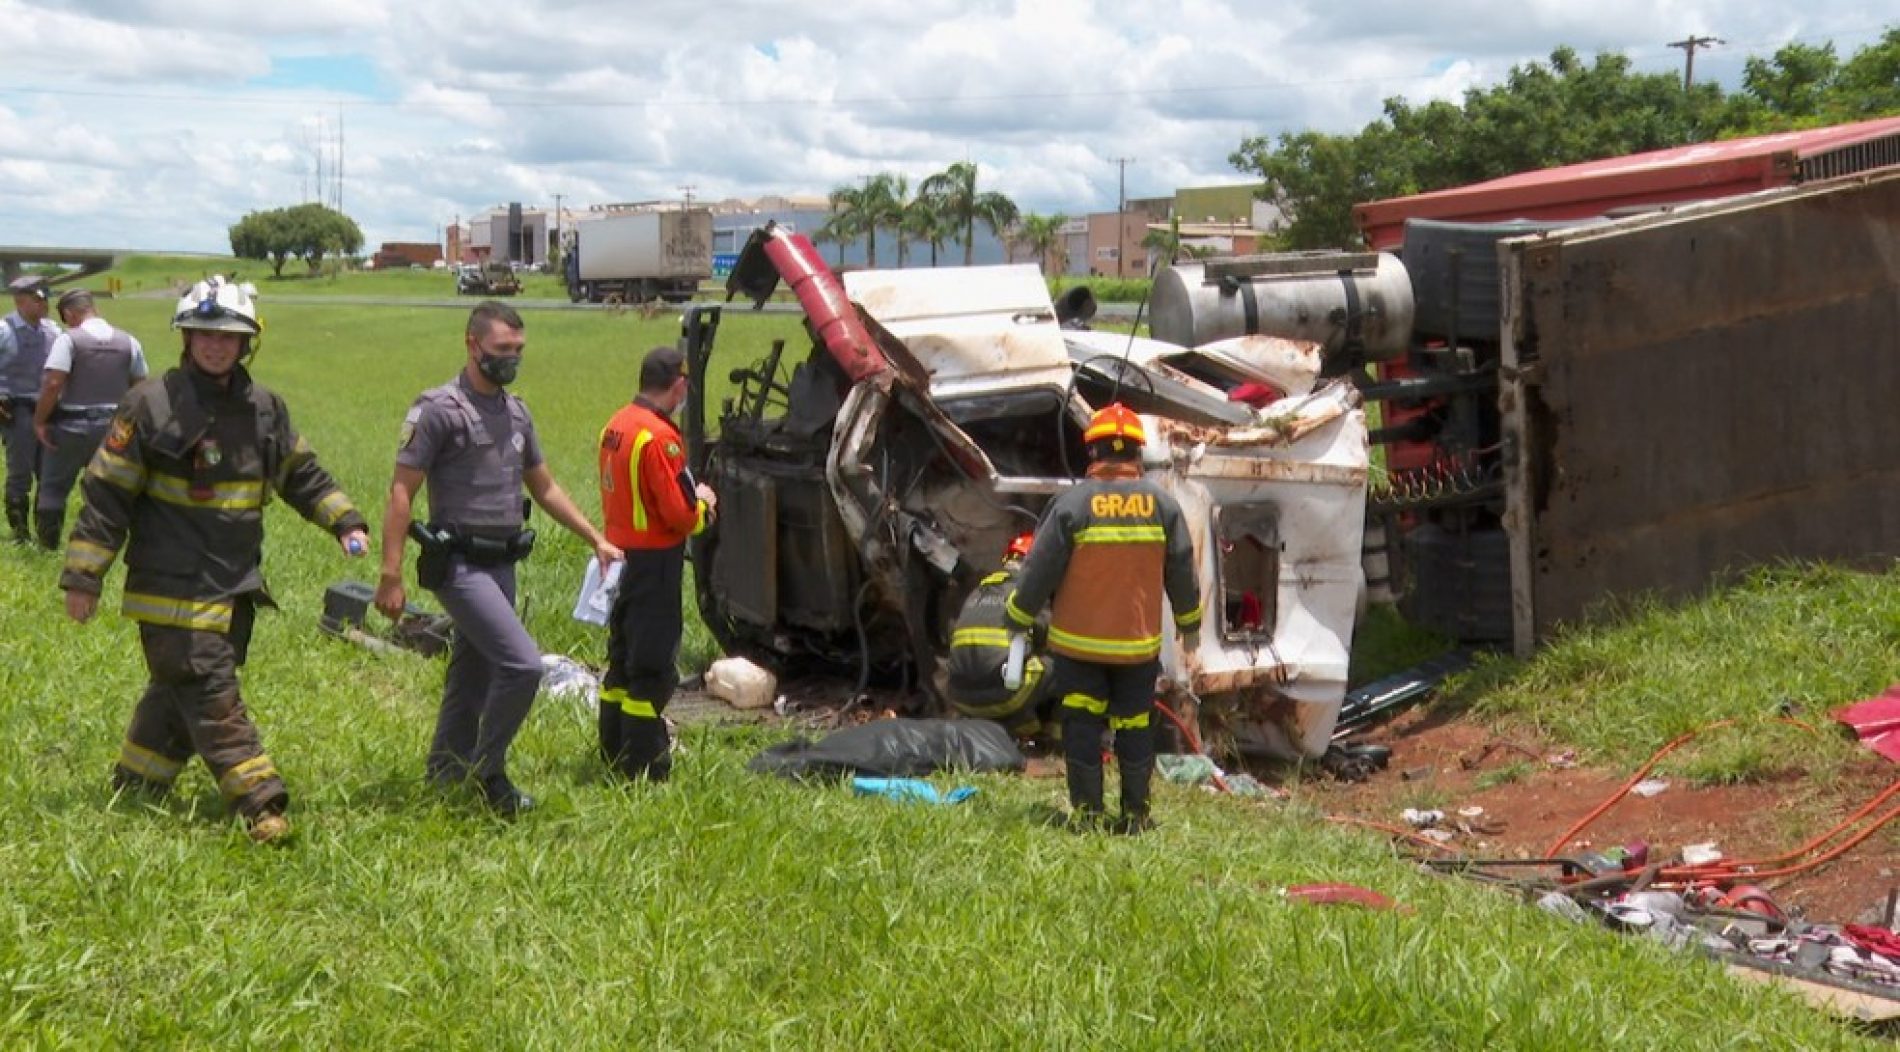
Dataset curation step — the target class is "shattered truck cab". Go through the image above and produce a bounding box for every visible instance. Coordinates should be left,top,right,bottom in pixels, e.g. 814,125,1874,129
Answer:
689,223,1381,758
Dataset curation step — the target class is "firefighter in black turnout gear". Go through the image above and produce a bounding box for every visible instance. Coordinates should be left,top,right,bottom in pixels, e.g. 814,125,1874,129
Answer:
59,278,369,844
1006,404,1201,834
946,532,1054,741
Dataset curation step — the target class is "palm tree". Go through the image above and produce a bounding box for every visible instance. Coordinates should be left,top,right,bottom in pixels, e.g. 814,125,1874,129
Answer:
918,161,1020,266
903,195,955,267
813,212,857,269
830,174,907,269
864,173,908,269
1012,212,1069,277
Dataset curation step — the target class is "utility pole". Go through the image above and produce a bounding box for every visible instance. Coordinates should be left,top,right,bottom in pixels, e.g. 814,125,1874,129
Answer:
551,193,565,270
679,185,696,210
1111,156,1135,278
1668,34,1723,89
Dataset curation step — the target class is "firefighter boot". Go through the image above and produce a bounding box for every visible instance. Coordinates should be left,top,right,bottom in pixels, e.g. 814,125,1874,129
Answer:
34,507,62,551
5,499,26,544
1061,711,1108,828
1113,718,1157,836
247,812,292,845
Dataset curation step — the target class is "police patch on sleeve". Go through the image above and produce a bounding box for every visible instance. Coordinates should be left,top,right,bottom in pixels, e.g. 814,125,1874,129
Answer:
512,432,525,453
399,406,420,449
103,416,133,454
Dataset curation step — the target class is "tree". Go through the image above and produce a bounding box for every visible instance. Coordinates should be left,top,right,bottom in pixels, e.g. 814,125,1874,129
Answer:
1835,28,1900,118
1011,213,1069,277
826,173,910,269
918,161,1020,266
1230,47,1724,249
861,173,908,269
812,213,855,269
903,195,955,267
228,203,363,277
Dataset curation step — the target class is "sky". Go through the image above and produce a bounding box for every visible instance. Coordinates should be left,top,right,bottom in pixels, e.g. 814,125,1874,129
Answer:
0,1,1889,254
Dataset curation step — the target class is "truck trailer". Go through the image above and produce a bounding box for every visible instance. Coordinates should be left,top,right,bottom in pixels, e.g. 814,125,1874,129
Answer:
565,208,713,304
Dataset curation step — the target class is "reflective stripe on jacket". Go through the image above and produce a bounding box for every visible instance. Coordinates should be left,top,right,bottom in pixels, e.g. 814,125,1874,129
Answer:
947,568,1040,709
599,397,706,550
57,365,365,631
1005,459,1202,665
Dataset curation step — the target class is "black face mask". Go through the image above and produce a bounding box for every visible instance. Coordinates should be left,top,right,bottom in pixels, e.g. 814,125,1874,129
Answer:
477,351,520,386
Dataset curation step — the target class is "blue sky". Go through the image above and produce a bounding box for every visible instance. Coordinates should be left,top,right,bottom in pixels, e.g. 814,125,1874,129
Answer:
0,1,1887,253
247,54,390,100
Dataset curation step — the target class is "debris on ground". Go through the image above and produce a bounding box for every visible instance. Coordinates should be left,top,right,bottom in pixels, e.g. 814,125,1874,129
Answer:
539,654,599,704
851,777,978,805
704,656,777,710
1834,686,1900,763
1283,883,1411,912
747,718,1026,780
318,580,454,657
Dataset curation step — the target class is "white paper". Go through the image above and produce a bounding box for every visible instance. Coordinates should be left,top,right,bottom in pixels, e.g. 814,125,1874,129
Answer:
571,559,624,625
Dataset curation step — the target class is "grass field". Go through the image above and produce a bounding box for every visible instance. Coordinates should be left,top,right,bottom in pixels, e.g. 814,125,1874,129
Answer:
0,295,1893,1047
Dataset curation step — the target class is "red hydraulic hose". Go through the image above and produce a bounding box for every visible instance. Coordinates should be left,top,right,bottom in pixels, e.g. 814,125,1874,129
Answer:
1541,717,1818,859
1668,778,1900,875
1155,700,1232,794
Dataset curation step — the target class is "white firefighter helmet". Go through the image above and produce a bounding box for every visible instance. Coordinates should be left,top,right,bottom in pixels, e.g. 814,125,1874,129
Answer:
173,276,261,334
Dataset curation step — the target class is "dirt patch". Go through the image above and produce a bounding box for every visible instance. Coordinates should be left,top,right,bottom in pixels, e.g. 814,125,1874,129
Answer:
674,682,1897,923
1305,707,1900,924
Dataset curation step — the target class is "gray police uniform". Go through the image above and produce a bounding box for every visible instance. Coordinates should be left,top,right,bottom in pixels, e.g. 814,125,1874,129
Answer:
40,321,142,517
397,372,543,785
0,309,60,524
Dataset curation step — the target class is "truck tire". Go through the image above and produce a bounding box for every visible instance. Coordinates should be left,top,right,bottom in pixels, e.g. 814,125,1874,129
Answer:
1401,218,1581,343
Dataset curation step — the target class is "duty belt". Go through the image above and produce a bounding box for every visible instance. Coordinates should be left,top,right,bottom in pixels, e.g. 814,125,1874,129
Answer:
410,521,537,566
53,405,119,422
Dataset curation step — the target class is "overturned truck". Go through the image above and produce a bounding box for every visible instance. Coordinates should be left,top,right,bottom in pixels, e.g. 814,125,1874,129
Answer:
684,223,1410,758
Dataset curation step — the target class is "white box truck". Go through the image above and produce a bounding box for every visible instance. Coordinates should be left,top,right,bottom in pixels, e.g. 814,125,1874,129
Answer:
564,208,712,303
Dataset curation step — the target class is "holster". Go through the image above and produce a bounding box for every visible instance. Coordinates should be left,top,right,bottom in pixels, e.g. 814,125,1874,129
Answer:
409,521,453,590
409,521,535,588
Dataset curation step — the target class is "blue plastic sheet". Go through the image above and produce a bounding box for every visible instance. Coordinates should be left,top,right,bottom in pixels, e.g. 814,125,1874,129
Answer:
851,777,977,805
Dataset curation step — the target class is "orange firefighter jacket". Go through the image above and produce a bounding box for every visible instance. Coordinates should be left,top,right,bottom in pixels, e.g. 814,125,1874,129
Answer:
598,397,707,550
1005,459,1202,664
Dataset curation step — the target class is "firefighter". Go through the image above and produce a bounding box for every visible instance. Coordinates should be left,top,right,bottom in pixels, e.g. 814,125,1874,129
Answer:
33,289,147,549
58,277,369,844
1005,403,1201,834
0,276,61,542
596,346,716,782
946,532,1055,742
375,301,620,815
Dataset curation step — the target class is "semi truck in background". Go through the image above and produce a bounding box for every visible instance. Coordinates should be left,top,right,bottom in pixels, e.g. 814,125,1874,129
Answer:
564,207,713,304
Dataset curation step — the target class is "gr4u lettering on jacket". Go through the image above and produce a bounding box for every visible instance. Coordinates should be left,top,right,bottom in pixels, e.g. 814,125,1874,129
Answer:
1089,493,1154,519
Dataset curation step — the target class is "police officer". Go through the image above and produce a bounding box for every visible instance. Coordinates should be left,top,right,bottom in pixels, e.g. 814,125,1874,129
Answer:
59,277,369,845
33,289,147,549
946,532,1055,742
596,346,715,782
1006,404,1202,834
0,276,61,542
375,300,621,814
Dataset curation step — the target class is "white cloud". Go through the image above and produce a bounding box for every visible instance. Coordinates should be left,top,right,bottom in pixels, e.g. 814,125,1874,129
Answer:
0,0,1883,250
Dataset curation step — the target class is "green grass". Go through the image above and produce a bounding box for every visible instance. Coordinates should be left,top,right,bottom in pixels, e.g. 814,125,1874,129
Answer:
0,301,1889,1047
1448,564,1900,782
